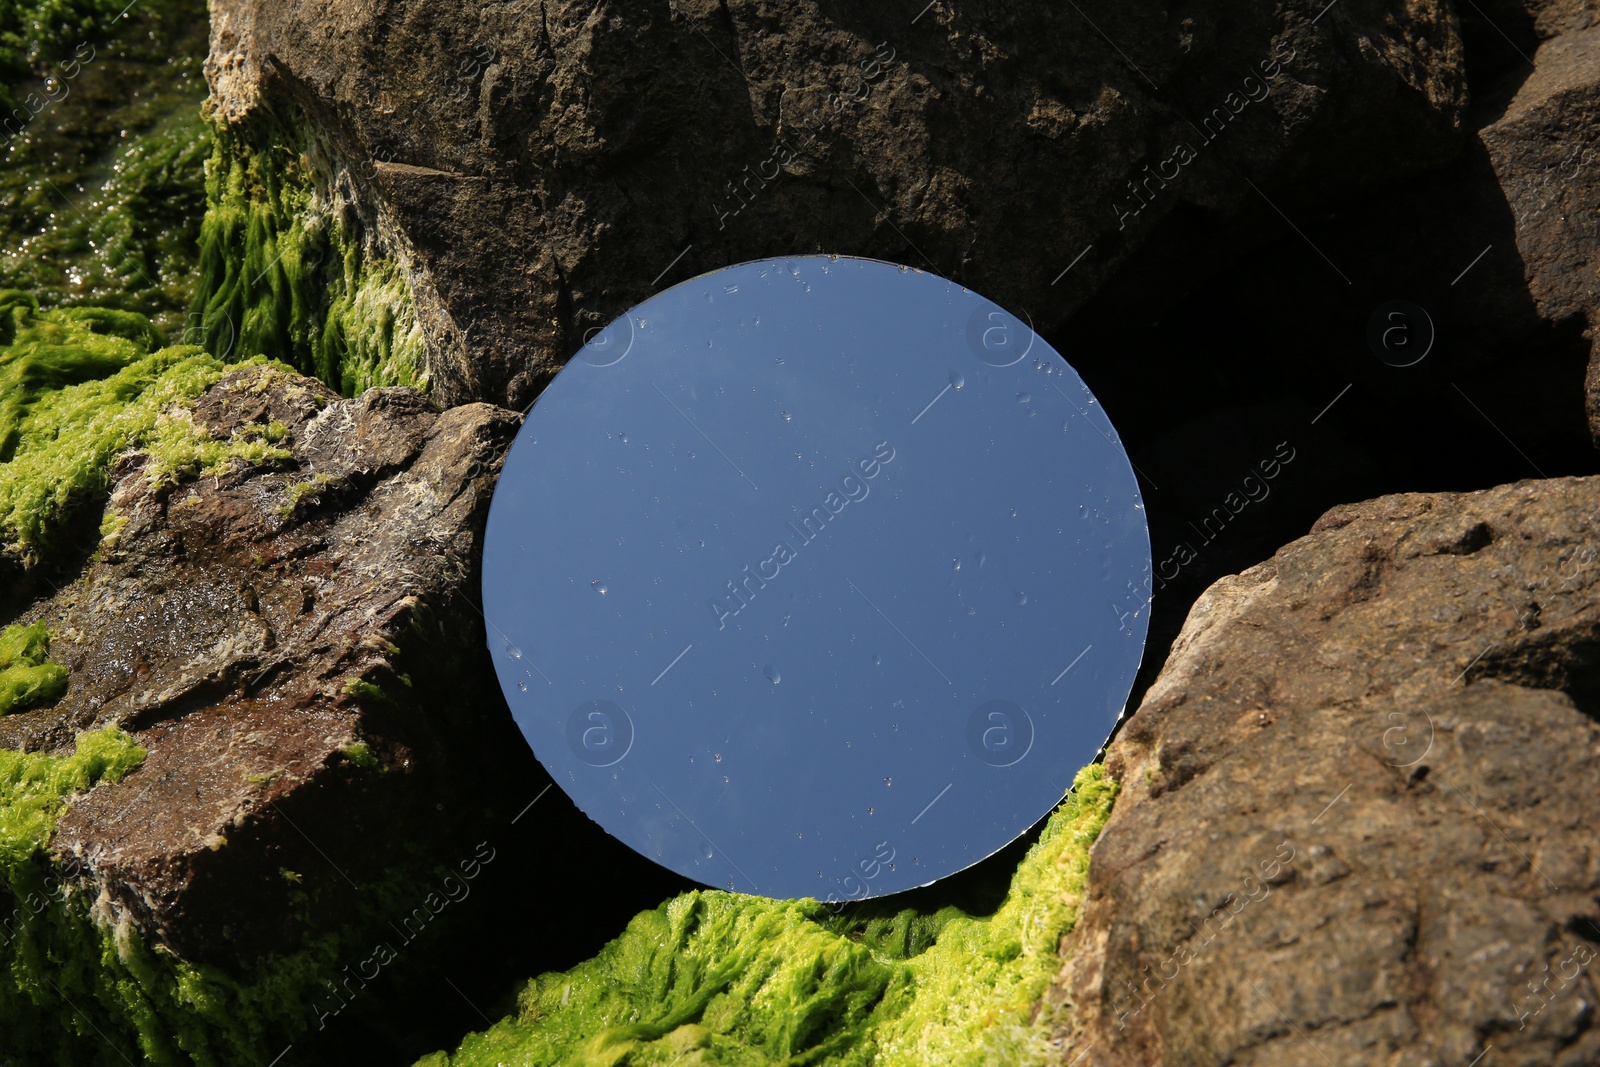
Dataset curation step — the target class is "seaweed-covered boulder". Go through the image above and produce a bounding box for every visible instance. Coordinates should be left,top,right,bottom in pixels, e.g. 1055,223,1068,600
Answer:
198,0,1470,410
0,289,553,1063
1048,475,1600,1066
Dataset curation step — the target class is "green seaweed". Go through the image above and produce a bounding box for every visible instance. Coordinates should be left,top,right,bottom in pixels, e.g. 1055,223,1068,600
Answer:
0,1,145,112
0,0,212,339
0,619,65,715
339,741,379,770
0,725,143,868
0,294,235,566
419,764,1119,1067
192,117,429,396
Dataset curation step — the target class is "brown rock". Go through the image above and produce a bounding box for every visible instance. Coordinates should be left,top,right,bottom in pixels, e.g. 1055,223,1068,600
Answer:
1049,476,1600,1067
202,0,1469,410
1478,27,1600,449
8,363,526,968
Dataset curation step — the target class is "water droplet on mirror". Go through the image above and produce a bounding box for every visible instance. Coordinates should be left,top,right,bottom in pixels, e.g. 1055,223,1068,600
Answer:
950,372,965,390
701,842,715,859
517,680,527,691
591,580,609,595
884,777,892,787
714,752,723,762
951,557,961,571
1016,392,1030,405
780,411,792,422
764,665,782,684
1015,590,1028,605
618,432,628,443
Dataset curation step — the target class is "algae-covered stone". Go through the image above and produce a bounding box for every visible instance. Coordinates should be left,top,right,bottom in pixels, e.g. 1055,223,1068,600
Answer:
191,117,430,397
200,0,1470,411
0,290,235,568
418,765,1118,1067
0,352,562,1065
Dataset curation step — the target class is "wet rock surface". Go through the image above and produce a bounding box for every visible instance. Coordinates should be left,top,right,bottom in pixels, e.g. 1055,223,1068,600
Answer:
1049,476,1600,1067
203,0,1469,410
5,362,525,966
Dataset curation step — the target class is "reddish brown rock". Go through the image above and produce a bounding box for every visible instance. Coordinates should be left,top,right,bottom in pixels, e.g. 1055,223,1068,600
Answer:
6,363,526,968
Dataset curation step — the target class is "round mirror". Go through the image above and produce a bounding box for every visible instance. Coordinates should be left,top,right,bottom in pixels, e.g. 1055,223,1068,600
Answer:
482,256,1151,901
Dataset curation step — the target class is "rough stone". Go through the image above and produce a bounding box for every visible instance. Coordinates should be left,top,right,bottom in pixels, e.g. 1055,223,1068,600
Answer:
201,0,1470,410
5,362,526,968
1048,475,1600,1067
1476,26,1600,449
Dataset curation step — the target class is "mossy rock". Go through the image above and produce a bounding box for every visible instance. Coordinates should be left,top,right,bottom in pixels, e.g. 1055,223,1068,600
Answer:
191,118,430,397
0,292,250,567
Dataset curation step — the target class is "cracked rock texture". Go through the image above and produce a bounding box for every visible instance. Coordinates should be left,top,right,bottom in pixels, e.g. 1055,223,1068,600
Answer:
203,0,1469,410
6,363,526,968
1048,476,1600,1067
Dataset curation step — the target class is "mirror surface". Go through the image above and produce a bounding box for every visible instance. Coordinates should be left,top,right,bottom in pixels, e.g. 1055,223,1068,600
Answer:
482,256,1151,901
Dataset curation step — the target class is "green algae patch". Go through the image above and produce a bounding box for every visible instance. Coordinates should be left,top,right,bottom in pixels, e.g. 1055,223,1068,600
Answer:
419,764,1120,1067
141,407,293,492
870,764,1118,1067
0,620,66,716
0,0,212,339
0,295,229,565
0,1,188,103
0,723,350,1066
0,292,308,567
0,725,143,871
193,118,429,397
